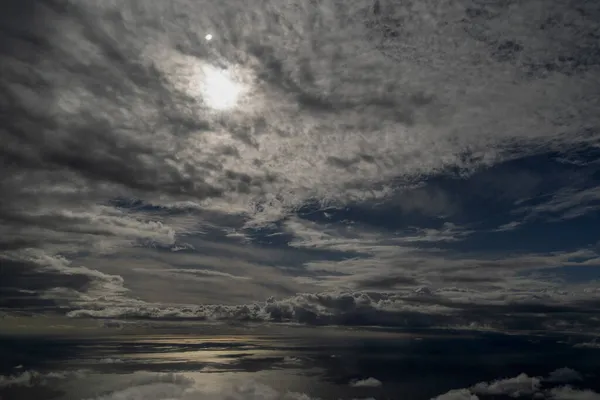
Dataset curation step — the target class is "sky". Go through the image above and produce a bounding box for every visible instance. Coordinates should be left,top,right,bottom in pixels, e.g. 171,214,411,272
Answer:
1,0,600,337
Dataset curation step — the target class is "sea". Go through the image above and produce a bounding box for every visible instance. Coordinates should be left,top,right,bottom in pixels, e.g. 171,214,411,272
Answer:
1,325,599,400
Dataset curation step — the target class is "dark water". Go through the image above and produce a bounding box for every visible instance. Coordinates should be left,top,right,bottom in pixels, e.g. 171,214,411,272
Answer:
0,328,599,400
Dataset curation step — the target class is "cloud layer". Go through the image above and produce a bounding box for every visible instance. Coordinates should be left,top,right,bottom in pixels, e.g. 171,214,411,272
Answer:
1,0,599,333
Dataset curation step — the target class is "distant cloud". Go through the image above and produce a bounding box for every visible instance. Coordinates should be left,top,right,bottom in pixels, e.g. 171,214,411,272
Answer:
97,358,125,364
545,368,583,384
61,287,600,335
573,341,600,349
471,373,541,397
0,370,88,388
432,388,479,400
548,386,600,400
281,356,304,366
350,377,382,388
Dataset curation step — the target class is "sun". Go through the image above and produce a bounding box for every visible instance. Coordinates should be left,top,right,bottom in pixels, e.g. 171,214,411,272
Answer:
201,65,241,111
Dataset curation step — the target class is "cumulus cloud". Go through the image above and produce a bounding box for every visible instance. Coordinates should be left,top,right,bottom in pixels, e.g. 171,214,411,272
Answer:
432,368,590,400
471,373,541,397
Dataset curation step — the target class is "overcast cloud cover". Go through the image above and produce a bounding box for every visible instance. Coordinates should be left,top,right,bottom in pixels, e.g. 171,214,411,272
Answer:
1,0,600,334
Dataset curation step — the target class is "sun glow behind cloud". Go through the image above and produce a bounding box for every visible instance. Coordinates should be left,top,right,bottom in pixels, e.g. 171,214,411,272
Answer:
201,65,242,110
151,48,249,113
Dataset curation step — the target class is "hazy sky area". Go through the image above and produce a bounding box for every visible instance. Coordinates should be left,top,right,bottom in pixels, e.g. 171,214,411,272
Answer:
1,0,600,398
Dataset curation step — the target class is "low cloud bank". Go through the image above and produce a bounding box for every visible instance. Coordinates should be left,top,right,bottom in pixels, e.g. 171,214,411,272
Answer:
65,288,600,335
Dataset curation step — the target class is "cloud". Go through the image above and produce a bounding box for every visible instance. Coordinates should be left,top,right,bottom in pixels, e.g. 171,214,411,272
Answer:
573,341,600,349
3,0,598,217
471,373,541,397
545,368,583,384
548,387,600,400
433,383,600,400
432,368,591,400
0,370,88,388
97,358,125,364
61,288,600,335
0,250,128,312
64,289,450,325
132,267,251,281
432,389,479,400
281,356,304,366
350,377,382,388
284,214,600,289
515,186,600,223
281,219,600,331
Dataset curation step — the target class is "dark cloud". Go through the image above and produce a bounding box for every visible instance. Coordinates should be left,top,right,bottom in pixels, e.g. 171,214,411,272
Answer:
0,259,90,312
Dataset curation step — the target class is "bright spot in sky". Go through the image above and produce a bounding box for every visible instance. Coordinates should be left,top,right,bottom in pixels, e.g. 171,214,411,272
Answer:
205,33,213,41
201,65,241,110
